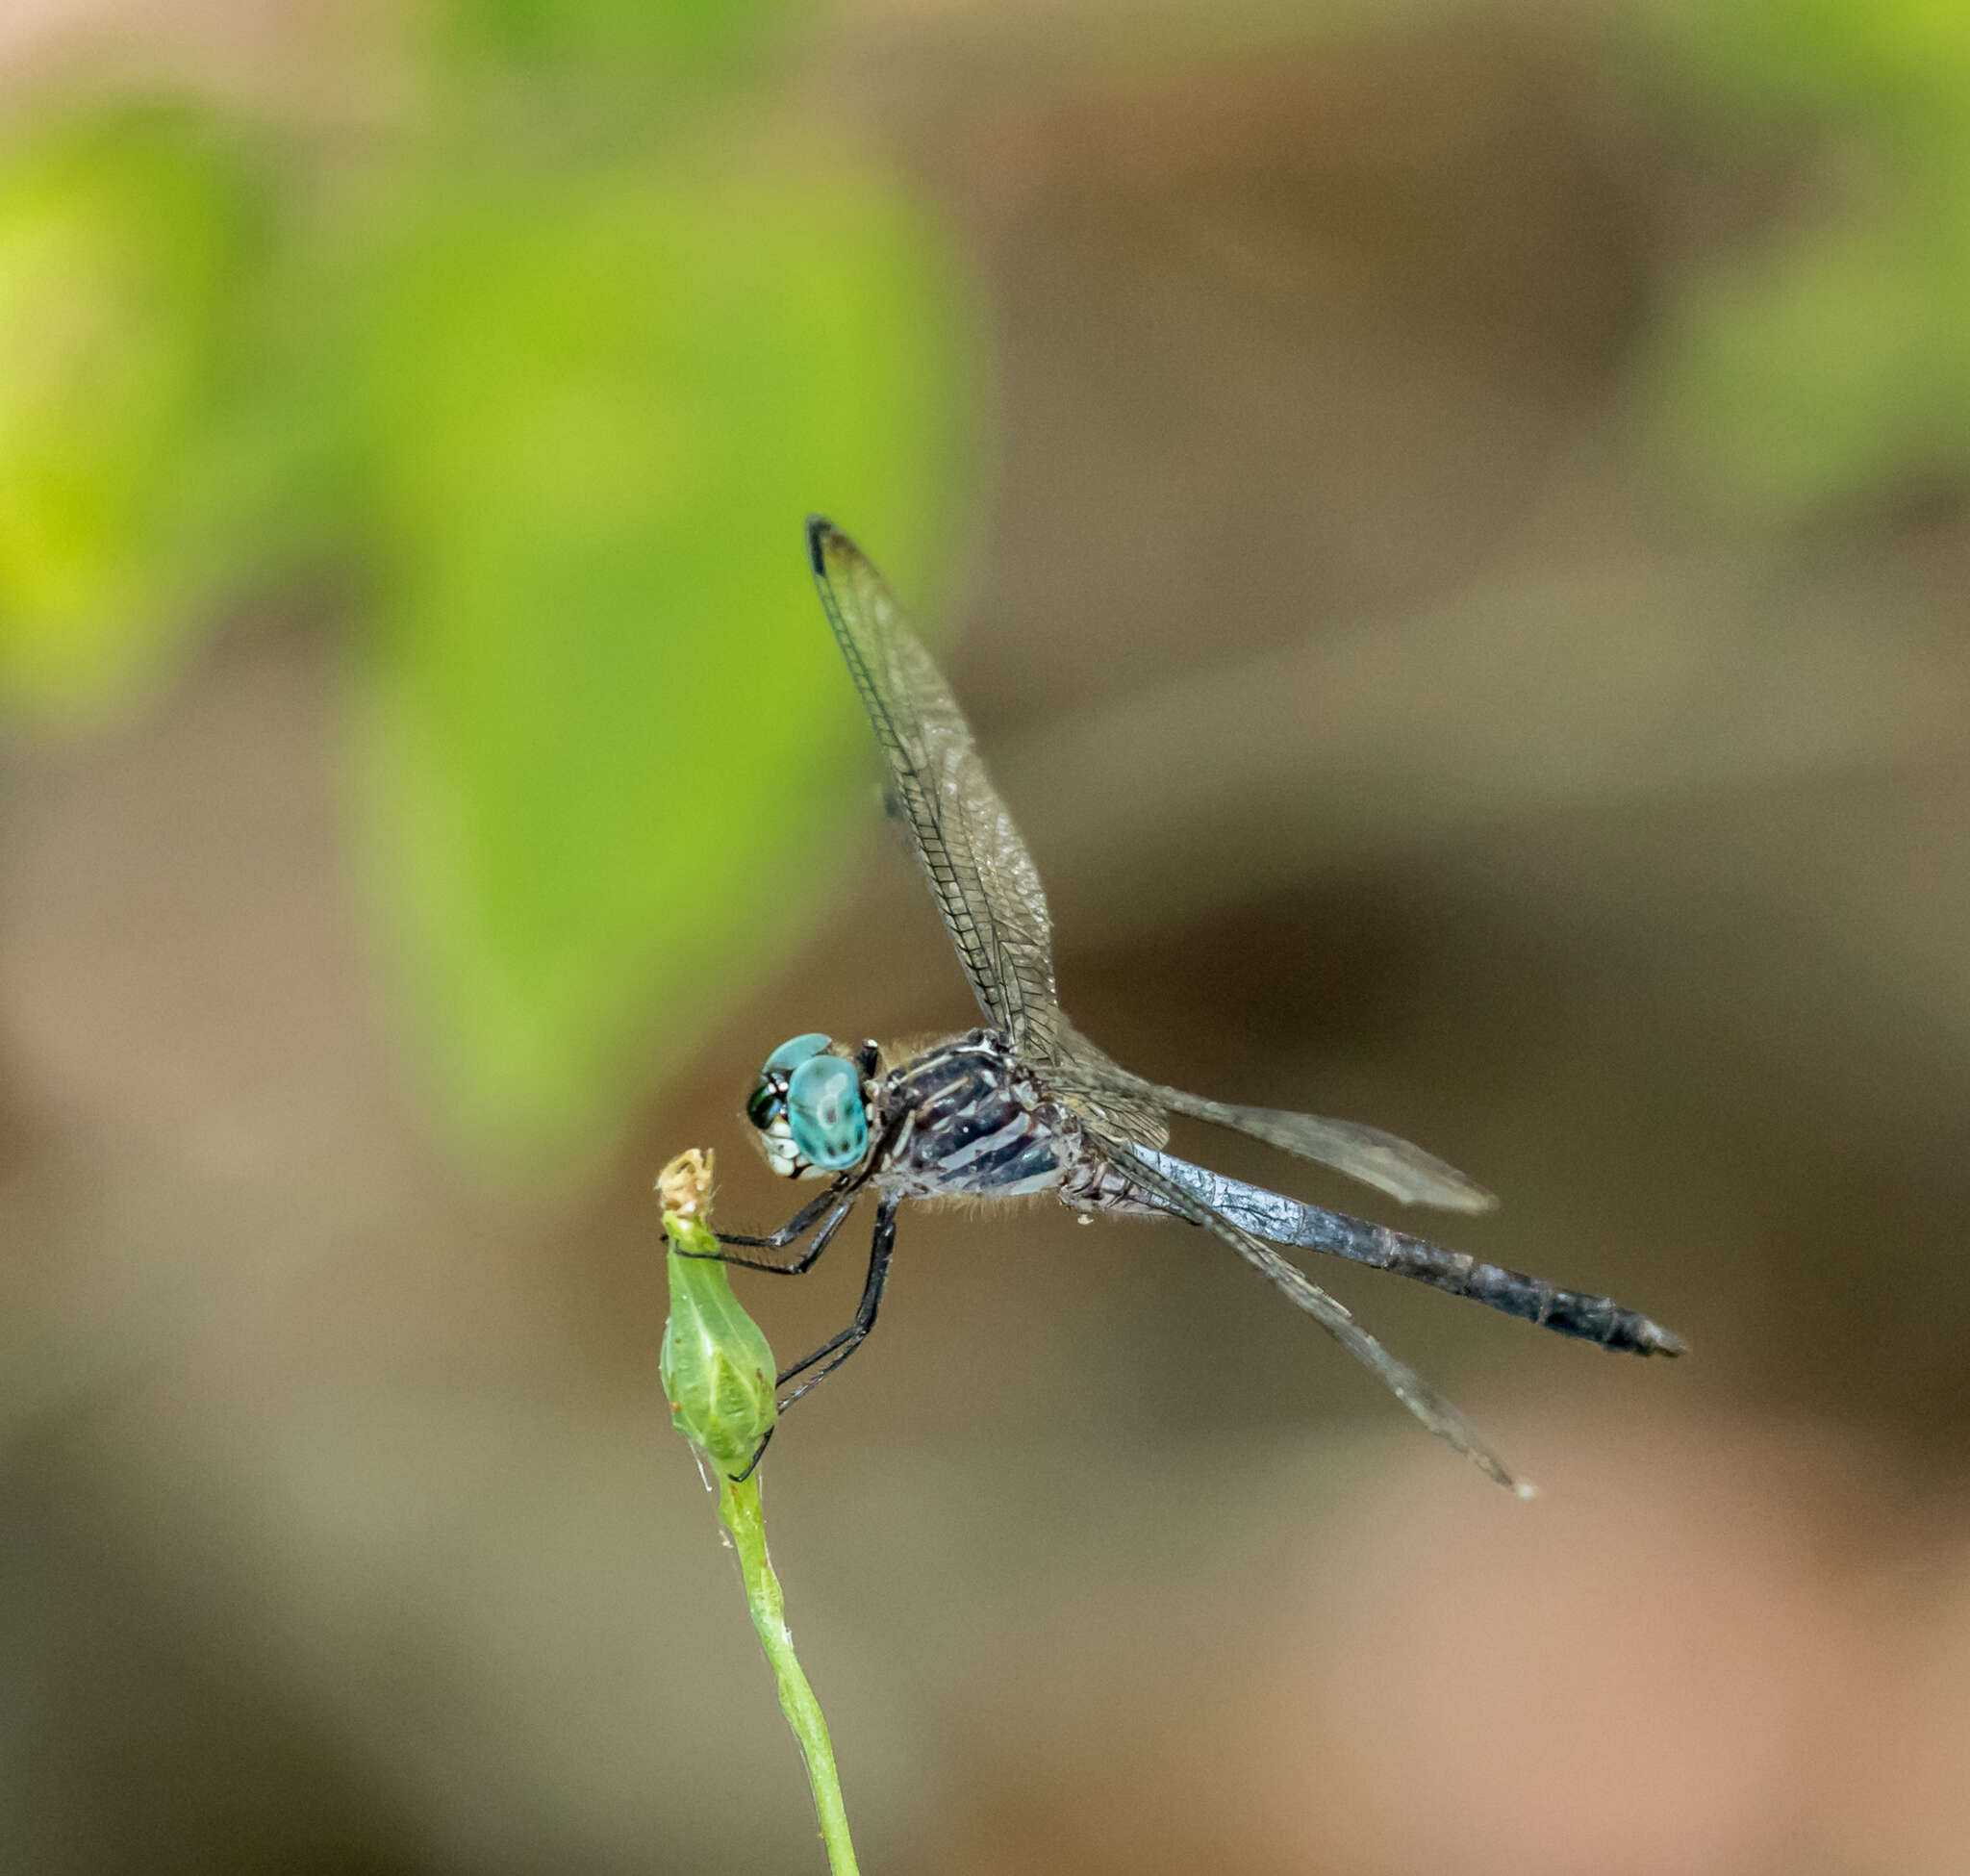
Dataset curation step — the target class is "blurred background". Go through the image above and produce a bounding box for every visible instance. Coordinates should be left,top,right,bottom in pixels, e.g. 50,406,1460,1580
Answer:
5,1,1970,1870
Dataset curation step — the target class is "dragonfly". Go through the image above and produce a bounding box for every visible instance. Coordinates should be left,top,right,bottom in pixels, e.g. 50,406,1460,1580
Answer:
695,517,1685,1493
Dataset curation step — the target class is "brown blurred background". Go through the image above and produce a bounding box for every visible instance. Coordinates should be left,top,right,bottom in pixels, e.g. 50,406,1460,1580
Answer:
6,2,1970,1871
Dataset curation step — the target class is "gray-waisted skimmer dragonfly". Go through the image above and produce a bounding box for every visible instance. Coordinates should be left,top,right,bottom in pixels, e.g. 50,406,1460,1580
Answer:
695,519,1684,1493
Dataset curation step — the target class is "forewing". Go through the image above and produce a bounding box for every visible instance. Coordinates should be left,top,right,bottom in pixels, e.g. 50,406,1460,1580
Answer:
1103,1132,1530,1495
809,519,1059,1045
809,519,1490,1215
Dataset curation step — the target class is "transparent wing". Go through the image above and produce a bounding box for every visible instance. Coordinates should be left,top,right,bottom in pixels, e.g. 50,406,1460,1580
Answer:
809,518,1059,1048
1103,1133,1532,1496
811,516,1492,1213
1041,1030,1491,1211
1029,1016,1171,1149
1141,1086,1494,1211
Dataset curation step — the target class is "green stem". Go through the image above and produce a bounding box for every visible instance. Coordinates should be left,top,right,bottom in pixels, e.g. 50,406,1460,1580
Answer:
716,1470,861,1876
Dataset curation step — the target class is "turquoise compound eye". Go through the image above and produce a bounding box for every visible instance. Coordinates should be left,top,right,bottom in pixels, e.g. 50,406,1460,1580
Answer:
785,1054,869,1170
765,1032,832,1075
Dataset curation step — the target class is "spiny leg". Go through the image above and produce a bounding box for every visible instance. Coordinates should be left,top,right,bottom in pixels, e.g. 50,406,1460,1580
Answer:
726,1202,896,1483
698,1190,886,1484
731,1426,774,1483
712,1190,871,1484
775,1197,898,1407
685,1113,901,1273
705,1198,867,1284
696,1177,854,1256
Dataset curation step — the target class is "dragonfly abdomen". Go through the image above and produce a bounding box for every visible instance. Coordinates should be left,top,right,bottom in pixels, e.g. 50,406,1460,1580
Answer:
1293,1204,1679,1352
1127,1147,1686,1357
1377,1239,1684,1356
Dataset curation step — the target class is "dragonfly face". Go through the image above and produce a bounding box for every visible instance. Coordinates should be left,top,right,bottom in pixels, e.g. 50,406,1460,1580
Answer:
745,1032,873,1178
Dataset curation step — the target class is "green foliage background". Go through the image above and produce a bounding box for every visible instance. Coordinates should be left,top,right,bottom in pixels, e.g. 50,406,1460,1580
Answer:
1,0,1958,1166
0,0,964,1163
1648,0,1970,512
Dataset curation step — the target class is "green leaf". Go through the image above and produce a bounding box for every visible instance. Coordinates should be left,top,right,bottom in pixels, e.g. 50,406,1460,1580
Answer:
1666,0,1970,127
1646,0,1970,515
437,0,799,87
345,159,966,1159
0,106,267,722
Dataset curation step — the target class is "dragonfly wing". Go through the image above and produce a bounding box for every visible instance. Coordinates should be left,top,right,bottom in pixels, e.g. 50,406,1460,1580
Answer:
1104,1134,1532,1495
1147,1087,1495,1212
809,519,1059,1046
1037,1018,1492,1212
812,519,1489,1212
1026,1016,1172,1148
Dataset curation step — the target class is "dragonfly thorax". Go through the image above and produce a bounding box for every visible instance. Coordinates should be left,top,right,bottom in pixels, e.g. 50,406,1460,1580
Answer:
745,1032,875,1178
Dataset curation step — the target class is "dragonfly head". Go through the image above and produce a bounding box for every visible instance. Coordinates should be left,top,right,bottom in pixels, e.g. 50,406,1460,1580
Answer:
745,1033,873,1179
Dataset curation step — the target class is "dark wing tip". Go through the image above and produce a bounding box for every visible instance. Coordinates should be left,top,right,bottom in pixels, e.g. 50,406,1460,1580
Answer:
805,514,838,575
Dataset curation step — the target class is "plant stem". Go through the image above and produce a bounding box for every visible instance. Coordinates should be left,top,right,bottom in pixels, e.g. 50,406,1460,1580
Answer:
658,1150,860,1873
716,1469,861,1876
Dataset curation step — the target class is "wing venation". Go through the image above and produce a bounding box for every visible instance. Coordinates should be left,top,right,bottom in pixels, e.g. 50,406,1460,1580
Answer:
809,518,1059,1046
810,519,1492,1214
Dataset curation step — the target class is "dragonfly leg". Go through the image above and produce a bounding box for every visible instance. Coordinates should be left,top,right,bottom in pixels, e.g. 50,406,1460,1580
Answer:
697,1177,852,1255
689,1193,858,1276
774,1197,898,1407
693,1115,902,1273
730,1424,775,1483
